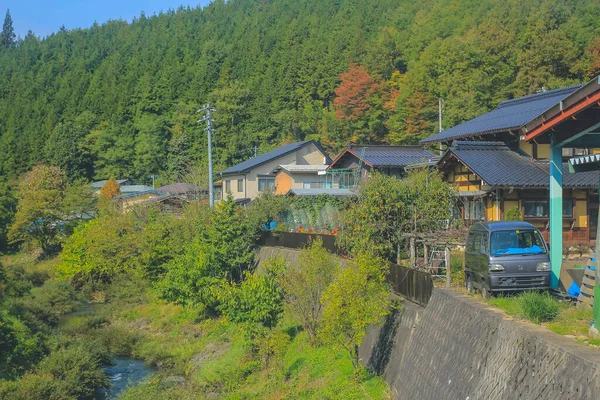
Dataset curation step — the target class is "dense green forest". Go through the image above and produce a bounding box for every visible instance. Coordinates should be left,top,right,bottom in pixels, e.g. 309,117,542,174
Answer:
0,0,600,246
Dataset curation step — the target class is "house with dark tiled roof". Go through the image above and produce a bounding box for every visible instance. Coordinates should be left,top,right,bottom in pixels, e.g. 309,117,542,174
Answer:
325,144,438,188
425,85,600,244
219,141,331,201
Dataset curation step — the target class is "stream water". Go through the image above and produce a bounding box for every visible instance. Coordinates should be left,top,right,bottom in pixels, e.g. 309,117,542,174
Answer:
59,303,155,399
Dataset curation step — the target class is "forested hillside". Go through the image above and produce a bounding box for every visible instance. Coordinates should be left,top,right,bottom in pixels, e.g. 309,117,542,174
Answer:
1,0,600,185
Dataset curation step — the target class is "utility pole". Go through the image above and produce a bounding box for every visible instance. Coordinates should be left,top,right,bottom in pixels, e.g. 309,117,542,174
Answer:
252,146,259,158
438,98,444,156
198,104,216,208
150,174,156,189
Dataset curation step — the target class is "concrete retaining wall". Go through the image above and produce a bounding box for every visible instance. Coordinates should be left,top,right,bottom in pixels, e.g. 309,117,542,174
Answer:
258,246,600,399
361,289,600,400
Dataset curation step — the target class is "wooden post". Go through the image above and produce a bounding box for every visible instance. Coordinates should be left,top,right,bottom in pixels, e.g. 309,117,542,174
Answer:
424,243,429,268
410,235,416,268
445,247,451,288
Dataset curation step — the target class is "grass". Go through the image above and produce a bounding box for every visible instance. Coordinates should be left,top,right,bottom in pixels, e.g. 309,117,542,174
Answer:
486,291,598,347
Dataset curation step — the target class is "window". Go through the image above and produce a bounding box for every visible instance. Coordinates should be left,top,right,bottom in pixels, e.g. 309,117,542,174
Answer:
237,179,243,193
464,199,485,221
523,199,573,218
563,198,574,218
303,181,326,189
524,200,548,217
490,230,546,255
258,178,275,192
225,180,231,193
473,233,483,253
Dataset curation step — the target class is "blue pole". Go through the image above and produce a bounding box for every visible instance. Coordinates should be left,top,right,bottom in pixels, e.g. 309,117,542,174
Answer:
549,137,563,289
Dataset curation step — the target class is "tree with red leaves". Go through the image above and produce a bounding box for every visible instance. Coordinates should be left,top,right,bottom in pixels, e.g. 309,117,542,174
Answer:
334,64,378,121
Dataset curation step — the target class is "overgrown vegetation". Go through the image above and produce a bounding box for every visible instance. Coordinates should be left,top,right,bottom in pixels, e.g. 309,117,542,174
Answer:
1,188,395,397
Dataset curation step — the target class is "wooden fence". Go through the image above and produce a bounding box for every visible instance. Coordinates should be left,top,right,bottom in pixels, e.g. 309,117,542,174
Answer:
387,263,433,307
259,232,434,306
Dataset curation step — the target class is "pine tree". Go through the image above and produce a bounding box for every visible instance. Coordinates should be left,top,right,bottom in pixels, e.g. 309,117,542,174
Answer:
0,10,15,48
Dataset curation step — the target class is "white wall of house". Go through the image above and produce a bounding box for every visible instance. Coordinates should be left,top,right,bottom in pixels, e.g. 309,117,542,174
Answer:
221,143,327,200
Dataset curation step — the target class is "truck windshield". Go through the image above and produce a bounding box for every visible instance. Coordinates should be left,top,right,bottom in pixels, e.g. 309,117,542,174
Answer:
490,229,546,256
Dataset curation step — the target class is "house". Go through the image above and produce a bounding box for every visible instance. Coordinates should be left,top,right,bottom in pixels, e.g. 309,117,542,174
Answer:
437,141,599,243
421,84,600,244
219,140,331,201
325,144,438,188
156,183,207,201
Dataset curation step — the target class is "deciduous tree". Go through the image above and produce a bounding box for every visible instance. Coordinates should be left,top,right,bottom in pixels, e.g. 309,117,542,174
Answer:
319,252,391,372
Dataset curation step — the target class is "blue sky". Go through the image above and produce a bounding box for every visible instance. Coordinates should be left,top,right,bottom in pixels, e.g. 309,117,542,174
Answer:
1,0,212,38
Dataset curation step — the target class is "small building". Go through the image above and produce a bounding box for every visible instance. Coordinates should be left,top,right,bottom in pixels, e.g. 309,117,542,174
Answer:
114,190,162,212
284,188,355,197
219,140,331,201
271,164,329,195
325,144,438,188
90,179,154,195
156,183,207,201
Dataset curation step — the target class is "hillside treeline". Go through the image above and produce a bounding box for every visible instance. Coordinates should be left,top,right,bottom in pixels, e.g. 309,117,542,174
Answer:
0,0,599,181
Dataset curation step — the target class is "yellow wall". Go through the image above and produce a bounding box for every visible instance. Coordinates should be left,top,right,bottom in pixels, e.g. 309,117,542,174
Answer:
519,140,533,156
574,190,588,228
536,144,550,159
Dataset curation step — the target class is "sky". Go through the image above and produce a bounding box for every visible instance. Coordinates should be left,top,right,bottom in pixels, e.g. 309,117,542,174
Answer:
1,0,213,38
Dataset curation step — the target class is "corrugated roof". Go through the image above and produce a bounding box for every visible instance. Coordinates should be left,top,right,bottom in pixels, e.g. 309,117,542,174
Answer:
220,141,329,175
286,188,356,197
121,185,154,193
421,85,582,144
441,141,600,188
276,164,329,173
91,179,130,188
333,145,437,169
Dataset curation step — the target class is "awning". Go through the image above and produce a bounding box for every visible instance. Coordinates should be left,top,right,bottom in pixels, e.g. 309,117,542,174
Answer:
457,190,490,197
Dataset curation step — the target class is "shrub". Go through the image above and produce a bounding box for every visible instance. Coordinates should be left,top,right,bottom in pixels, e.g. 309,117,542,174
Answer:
216,258,285,328
519,291,559,323
279,240,339,343
505,206,523,221
255,328,290,369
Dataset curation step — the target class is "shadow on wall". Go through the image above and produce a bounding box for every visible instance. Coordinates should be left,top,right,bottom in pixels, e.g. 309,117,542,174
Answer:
367,307,402,375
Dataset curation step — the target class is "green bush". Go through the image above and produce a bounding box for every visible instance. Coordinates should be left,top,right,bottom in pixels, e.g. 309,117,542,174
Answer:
216,261,285,328
519,291,559,323
505,206,523,221
255,328,290,369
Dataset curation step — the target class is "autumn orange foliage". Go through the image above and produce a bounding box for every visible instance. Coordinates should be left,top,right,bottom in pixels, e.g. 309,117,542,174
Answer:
101,178,121,200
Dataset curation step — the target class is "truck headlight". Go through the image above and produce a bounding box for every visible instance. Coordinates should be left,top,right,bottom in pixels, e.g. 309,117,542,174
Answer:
536,262,551,271
489,264,505,272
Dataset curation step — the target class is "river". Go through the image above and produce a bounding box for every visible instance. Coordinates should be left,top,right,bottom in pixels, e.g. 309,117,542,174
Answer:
60,303,156,399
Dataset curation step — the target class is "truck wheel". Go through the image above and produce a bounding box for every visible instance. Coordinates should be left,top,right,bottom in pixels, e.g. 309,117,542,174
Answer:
465,275,474,294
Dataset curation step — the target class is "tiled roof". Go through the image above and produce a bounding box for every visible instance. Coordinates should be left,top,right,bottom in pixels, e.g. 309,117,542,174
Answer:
220,141,329,175
421,85,582,144
336,145,437,168
441,141,600,188
536,161,600,189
